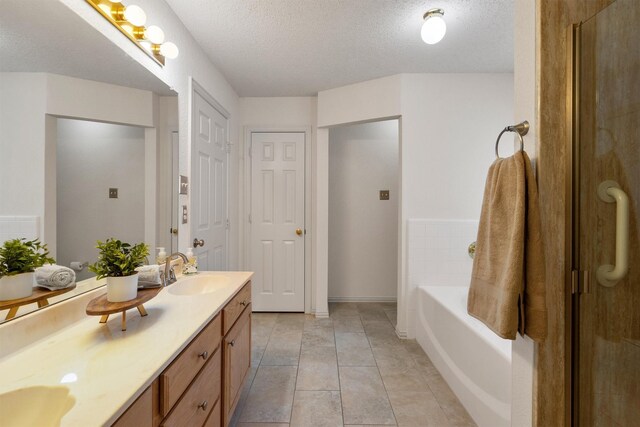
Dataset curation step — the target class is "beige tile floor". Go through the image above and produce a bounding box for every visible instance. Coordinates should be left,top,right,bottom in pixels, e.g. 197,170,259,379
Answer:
231,302,476,427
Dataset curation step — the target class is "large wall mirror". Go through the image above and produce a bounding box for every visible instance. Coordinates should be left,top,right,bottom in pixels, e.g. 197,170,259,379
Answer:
0,1,179,322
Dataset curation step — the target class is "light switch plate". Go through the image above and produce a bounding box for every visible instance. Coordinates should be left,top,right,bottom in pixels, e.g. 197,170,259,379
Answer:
379,190,390,200
179,175,189,195
182,205,188,224
109,188,118,199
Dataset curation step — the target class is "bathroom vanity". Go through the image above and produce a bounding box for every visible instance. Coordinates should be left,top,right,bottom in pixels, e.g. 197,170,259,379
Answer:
0,272,253,427
116,281,251,427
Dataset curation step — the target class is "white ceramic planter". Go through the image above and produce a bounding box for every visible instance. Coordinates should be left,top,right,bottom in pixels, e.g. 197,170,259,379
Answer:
106,273,138,302
0,272,35,301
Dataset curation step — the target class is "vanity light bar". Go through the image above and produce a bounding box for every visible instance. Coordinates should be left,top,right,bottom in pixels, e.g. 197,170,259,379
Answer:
85,0,179,66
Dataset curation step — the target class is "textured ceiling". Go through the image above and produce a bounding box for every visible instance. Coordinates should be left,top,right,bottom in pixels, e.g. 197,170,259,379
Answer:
0,0,174,95
165,0,514,96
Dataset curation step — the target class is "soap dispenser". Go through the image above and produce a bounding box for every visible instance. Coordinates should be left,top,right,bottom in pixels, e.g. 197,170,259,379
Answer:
156,247,167,264
186,248,196,265
183,248,198,274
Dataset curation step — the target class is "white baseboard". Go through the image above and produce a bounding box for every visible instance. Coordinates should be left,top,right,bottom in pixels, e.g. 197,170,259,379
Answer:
314,311,330,318
395,328,408,339
328,296,398,303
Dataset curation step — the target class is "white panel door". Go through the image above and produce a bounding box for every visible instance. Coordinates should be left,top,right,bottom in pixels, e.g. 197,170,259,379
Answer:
192,92,228,271
251,132,305,311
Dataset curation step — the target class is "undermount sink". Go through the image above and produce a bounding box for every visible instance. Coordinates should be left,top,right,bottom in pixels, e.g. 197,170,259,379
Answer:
0,385,75,427
168,274,231,296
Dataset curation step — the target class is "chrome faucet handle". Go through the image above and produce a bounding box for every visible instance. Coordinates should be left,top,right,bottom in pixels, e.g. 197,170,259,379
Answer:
163,252,189,286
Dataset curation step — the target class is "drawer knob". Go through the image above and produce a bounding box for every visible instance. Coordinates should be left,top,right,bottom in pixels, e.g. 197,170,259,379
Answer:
198,401,208,411
198,351,208,360
239,300,247,306
229,340,236,347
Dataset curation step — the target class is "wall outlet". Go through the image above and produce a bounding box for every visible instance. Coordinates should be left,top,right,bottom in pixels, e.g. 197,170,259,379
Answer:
182,205,188,224
379,190,390,200
109,188,118,199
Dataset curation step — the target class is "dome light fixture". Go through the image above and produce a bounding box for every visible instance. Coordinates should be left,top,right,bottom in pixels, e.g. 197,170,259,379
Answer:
421,8,446,45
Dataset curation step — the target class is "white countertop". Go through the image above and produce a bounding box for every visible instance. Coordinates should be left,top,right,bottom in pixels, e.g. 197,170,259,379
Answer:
0,271,253,426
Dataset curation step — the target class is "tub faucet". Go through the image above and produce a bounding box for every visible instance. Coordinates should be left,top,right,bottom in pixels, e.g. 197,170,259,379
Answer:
163,252,189,286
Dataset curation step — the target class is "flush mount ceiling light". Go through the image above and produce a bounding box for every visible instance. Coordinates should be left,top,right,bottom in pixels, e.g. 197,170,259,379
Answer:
421,8,446,44
85,0,179,66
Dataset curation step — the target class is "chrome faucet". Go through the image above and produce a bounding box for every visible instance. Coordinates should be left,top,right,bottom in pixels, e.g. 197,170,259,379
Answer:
163,252,189,286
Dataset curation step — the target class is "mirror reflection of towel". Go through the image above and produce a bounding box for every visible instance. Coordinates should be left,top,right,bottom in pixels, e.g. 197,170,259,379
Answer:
35,265,76,290
135,264,162,284
467,151,547,342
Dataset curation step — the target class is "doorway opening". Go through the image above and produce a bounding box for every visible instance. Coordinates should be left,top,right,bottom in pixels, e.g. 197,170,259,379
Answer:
328,119,400,323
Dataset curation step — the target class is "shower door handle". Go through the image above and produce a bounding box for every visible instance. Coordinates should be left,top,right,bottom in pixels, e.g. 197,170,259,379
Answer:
596,181,629,287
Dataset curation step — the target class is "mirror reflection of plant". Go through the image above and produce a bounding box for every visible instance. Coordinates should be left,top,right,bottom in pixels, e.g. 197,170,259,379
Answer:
89,239,149,280
0,238,55,278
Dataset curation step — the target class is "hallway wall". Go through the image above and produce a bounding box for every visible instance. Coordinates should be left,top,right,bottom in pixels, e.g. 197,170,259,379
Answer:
328,120,399,301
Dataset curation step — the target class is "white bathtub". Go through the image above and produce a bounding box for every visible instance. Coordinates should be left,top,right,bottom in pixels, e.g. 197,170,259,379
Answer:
415,286,512,427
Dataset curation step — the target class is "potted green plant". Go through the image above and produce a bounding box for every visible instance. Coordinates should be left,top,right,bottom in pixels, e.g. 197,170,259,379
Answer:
0,238,55,301
89,239,149,303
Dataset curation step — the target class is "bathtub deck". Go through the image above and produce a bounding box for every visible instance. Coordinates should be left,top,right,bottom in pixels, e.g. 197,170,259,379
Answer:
230,302,476,427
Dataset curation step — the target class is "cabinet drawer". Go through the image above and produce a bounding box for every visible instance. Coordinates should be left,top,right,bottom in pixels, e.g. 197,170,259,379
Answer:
161,314,222,416
222,282,251,335
203,398,221,427
162,348,221,427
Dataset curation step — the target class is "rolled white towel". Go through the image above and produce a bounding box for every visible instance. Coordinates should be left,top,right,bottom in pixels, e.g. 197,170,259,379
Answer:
135,264,162,284
35,265,76,290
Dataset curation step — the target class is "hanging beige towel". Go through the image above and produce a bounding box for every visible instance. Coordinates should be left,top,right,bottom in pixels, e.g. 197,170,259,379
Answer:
467,151,546,342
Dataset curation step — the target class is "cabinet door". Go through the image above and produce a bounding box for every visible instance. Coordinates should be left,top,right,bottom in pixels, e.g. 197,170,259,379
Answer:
112,386,152,427
223,306,251,426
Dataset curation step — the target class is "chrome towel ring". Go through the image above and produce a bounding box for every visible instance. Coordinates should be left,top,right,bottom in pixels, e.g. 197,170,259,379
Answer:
495,120,530,159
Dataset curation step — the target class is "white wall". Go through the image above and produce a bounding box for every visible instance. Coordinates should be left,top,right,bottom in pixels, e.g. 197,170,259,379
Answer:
315,73,514,329
511,1,537,425
400,74,512,221
0,73,48,221
0,73,157,257
240,97,317,127
62,0,241,267
56,119,145,281
318,75,402,127
328,120,398,301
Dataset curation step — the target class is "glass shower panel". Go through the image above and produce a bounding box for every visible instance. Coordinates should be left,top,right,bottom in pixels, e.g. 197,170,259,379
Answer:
577,0,640,424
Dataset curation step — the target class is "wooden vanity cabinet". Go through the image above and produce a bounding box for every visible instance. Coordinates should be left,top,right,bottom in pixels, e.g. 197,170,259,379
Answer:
110,280,252,427
223,304,251,426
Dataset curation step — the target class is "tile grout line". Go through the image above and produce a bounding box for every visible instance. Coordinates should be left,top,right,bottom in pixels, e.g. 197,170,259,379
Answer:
287,313,304,426
236,314,277,425
332,312,346,427
362,308,400,427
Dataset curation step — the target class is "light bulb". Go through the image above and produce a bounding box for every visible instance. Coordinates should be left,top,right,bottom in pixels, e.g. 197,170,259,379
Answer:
160,42,179,59
421,9,446,45
124,5,146,27
145,25,165,44
110,0,122,3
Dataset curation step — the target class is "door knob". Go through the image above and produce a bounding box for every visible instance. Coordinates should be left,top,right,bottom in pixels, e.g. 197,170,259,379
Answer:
193,238,205,248
170,227,178,235
296,228,303,236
